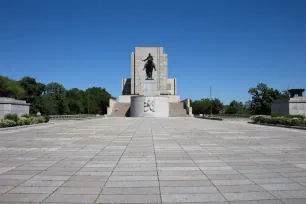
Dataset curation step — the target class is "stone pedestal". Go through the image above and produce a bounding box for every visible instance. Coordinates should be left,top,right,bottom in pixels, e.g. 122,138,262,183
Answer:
139,80,159,96
130,96,169,117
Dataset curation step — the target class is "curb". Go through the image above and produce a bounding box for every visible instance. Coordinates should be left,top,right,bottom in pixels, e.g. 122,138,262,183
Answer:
195,117,223,121
50,117,105,121
0,122,53,131
248,122,306,130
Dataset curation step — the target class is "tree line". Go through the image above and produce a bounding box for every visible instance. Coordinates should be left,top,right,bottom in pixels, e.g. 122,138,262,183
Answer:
1,75,289,116
191,83,289,115
0,76,114,115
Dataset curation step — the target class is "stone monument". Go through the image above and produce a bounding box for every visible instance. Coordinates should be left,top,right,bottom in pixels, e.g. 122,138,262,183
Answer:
107,47,192,117
0,97,30,119
271,89,306,116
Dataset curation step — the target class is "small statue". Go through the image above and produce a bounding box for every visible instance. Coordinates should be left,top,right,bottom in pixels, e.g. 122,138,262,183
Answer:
142,53,156,80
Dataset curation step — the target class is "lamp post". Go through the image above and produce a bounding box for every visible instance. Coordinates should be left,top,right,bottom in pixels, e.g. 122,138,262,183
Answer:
210,86,212,116
87,94,89,115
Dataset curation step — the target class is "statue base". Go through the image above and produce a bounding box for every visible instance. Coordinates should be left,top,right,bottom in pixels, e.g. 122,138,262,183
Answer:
130,96,169,117
139,80,159,96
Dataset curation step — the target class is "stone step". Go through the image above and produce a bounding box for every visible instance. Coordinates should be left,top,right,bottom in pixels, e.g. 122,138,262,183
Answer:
109,103,130,117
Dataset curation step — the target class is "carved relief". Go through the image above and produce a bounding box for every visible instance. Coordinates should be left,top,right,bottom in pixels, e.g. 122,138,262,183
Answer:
144,99,156,112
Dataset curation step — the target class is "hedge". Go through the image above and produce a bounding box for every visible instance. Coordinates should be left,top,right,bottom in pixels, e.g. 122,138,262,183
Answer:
250,115,306,127
0,114,49,128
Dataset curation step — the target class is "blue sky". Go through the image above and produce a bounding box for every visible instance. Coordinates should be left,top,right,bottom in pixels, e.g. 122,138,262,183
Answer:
1,0,306,104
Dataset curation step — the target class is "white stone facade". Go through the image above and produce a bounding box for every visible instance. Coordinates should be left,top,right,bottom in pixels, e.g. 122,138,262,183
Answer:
130,96,169,117
121,47,177,97
0,97,30,119
271,97,306,116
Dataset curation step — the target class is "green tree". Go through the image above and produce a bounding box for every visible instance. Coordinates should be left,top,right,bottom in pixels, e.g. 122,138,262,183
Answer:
248,83,289,115
66,88,84,114
45,82,69,115
40,95,57,115
46,82,65,95
191,98,223,115
225,100,245,114
86,87,114,114
0,76,25,99
19,76,46,114
225,106,238,114
211,98,223,114
1,75,114,116
19,76,45,97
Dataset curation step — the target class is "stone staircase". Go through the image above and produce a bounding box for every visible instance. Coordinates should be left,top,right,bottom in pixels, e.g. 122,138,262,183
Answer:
169,102,190,117
109,103,130,117
109,102,190,117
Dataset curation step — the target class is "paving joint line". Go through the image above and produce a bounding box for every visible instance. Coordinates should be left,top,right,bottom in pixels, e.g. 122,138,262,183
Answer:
151,119,163,203
159,120,230,203
93,118,142,204
179,124,284,203
39,118,124,203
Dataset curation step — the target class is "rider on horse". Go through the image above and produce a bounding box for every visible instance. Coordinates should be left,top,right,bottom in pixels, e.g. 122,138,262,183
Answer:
142,53,156,79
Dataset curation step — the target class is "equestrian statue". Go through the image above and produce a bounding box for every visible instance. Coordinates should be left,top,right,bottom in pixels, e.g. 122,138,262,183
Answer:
142,53,156,80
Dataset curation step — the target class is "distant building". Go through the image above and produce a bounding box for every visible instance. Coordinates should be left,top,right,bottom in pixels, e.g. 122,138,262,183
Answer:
271,89,306,116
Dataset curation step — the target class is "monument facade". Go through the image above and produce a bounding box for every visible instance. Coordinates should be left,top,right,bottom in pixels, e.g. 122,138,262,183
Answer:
107,47,192,117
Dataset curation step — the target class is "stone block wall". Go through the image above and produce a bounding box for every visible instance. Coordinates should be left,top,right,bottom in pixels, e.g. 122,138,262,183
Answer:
271,99,290,115
0,97,30,119
272,97,306,116
181,98,193,116
122,78,131,95
107,99,117,116
167,78,177,95
289,97,306,116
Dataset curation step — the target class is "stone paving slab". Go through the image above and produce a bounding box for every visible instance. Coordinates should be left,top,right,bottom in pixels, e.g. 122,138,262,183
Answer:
0,117,306,203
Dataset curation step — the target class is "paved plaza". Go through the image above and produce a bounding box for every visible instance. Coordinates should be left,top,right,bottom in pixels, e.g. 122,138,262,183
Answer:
1,118,306,204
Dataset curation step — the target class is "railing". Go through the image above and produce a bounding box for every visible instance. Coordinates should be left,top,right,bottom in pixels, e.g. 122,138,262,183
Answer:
49,114,104,120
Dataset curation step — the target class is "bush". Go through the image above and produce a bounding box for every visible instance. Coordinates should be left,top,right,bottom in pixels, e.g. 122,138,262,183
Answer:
17,117,31,126
0,116,48,128
290,118,304,126
29,116,46,124
43,115,50,123
251,115,306,127
4,114,19,122
271,114,305,120
36,116,45,123
278,117,291,126
250,115,271,123
269,117,280,124
289,115,305,120
271,113,282,118
0,119,17,128
28,117,37,125
262,116,271,124
250,115,260,123
21,114,30,118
